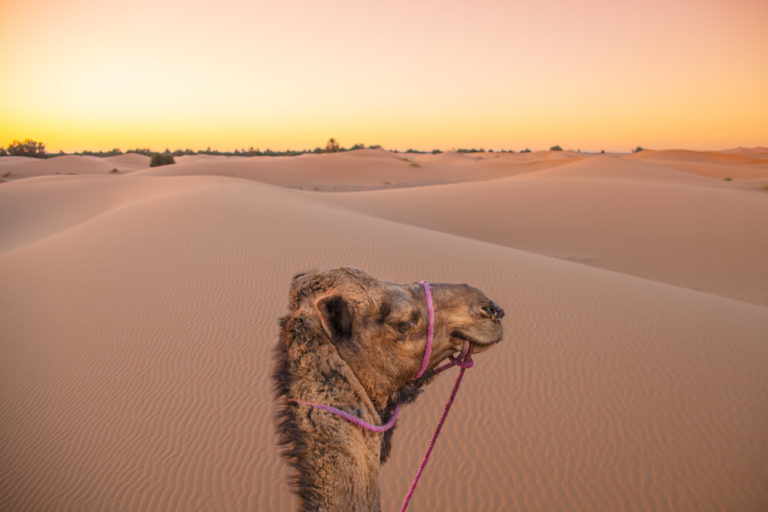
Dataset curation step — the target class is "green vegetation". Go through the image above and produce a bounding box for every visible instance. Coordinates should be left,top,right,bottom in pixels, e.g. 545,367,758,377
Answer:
6,138,47,158
125,148,152,156
633,146,645,153
431,149,443,154
521,148,532,153
550,145,563,151
150,153,175,167
326,138,340,153
77,148,122,157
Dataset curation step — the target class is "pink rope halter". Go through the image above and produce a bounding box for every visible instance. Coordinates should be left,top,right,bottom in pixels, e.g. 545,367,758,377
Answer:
413,280,434,380
288,280,475,510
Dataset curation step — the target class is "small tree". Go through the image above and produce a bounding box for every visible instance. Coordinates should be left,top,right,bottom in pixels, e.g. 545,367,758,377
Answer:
550,145,563,151
150,153,175,167
0,147,7,156
325,138,340,153
350,143,365,150
633,146,644,153
7,138,47,158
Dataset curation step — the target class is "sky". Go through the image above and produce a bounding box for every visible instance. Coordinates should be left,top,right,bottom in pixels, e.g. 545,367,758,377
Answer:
2,0,767,152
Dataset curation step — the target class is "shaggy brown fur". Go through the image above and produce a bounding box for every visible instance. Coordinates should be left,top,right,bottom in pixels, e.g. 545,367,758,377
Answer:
273,267,504,511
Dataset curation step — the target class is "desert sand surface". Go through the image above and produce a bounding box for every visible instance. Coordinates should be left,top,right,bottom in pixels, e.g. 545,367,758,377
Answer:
0,153,150,181
135,148,579,190
1,149,767,511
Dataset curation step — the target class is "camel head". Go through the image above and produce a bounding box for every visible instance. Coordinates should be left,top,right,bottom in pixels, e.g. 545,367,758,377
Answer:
287,267,504,408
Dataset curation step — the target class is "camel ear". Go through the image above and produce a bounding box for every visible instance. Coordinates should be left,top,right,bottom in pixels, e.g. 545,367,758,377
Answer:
315,294,353,342
288,270,319,310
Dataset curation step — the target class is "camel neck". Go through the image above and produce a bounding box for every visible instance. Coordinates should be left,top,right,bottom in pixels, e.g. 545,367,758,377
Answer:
275,315,385,511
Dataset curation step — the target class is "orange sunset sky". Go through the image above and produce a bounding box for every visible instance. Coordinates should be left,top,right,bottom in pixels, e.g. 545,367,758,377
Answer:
2,0,767,152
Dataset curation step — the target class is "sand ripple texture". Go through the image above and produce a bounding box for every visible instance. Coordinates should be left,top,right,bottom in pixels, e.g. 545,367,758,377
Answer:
1,170,767,511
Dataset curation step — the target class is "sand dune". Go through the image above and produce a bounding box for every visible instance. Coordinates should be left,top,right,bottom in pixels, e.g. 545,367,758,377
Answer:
721,147,768,160
0,153,150,180
625,149,768,179
103,153,151,167
312,156,768,305
135,148,556,190
0,175,212,253
626,149,767,166
1,150,767,511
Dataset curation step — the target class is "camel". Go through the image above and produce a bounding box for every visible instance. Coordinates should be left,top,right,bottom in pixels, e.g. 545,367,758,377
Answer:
273,267,504,511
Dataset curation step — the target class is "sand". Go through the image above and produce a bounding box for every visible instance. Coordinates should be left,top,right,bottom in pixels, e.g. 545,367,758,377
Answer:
0,153,150,181
1,149,767,511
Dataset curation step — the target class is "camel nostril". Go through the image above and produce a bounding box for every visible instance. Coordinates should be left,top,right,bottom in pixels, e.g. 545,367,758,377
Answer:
481,301,504,321
490,301,505,320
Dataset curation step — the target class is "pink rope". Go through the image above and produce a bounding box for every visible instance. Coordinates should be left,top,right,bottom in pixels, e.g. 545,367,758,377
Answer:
289,399,402,433
399,342,473,511
413,280,434,380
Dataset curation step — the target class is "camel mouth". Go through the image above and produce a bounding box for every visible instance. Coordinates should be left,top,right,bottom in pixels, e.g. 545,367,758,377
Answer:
451,330,502,353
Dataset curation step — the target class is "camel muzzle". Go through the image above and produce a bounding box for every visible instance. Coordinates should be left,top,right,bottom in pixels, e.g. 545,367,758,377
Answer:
481,301,505,322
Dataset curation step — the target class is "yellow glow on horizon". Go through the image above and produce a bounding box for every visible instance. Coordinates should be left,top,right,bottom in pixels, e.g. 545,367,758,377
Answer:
2,0,767,152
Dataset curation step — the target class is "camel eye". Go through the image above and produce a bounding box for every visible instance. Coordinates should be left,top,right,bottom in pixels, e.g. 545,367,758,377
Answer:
395,320,414,333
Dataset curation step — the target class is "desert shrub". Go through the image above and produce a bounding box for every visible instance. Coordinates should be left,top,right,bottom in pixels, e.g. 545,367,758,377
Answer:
150,153,175,167
520,148,531,153
126,148,152,156
0,147,7,156
601,149,606,154
79,148,123,157
325,138,340,153
431,149,442,154
109,168,119,174
7,138,47,158
550,145,563,151
633,146,644,153
350,143,365,150
723,177,732,182
760,181,768,191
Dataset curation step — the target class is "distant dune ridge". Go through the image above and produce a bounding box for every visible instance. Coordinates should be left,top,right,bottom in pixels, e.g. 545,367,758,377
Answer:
0,149,767,510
